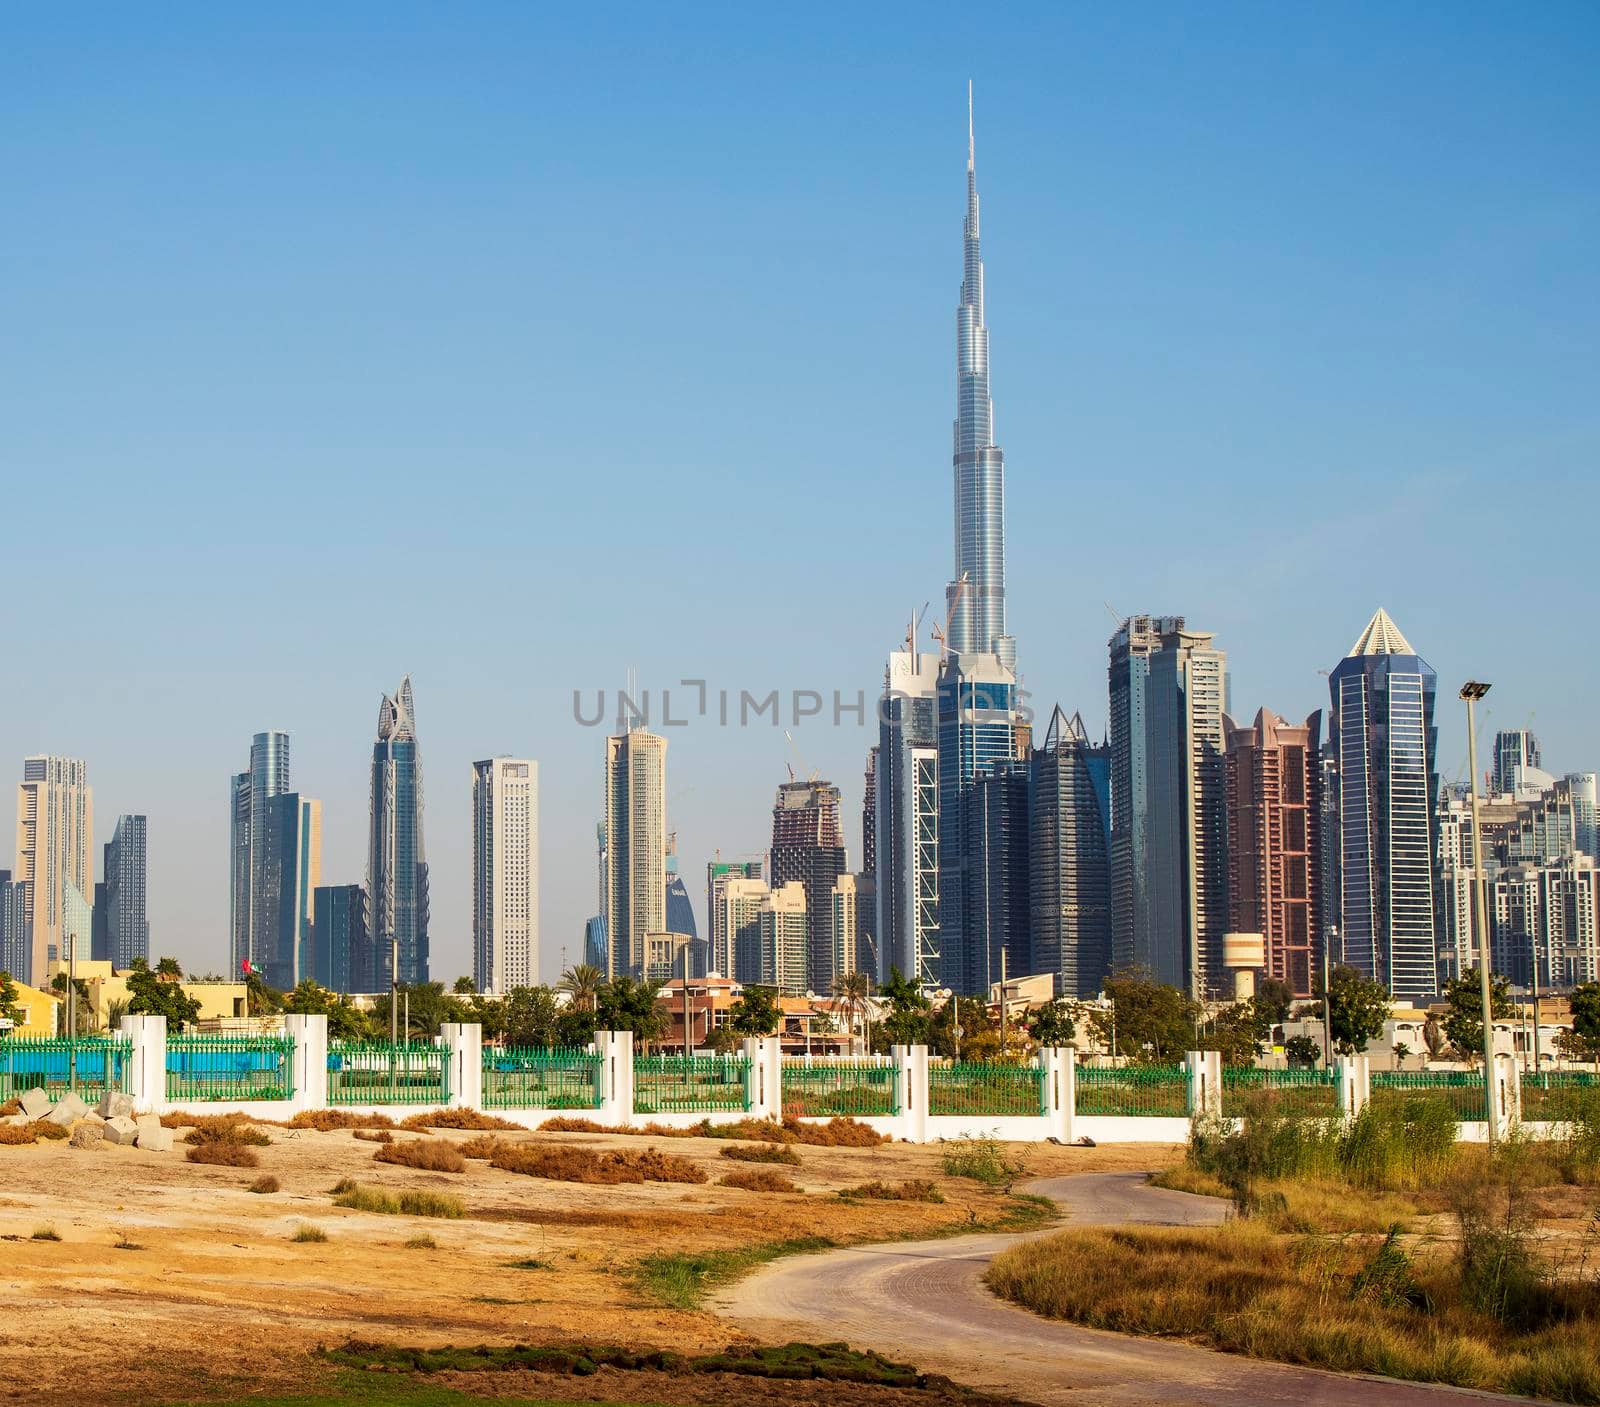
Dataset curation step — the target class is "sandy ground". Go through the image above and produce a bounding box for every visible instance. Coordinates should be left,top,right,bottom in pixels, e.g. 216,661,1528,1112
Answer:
0,1120,1170,1404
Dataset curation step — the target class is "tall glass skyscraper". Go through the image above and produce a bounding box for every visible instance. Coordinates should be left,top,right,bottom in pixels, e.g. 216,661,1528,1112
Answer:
231,730,290,977
368,677,429,985
104,814,150,970
1327,609,1440,1002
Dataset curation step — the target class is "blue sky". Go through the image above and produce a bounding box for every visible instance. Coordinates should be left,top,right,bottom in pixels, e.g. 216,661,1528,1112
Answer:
3,3,1596,981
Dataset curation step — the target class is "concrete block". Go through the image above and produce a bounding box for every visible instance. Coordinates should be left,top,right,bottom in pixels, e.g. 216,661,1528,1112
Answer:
135,1113,161,1134
83,1111,106,1126
135,1124,173,1153
98,1091,135,1120
19,1088,52,1121
69,1120,105,1150
102,1115,139,1146
45,1093,91,1127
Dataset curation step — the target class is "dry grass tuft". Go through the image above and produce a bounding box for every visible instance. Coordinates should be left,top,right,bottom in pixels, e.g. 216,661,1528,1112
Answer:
490,1143,706,1186
0,1125,37,1146
186,1142,260,1168
718,1168,798,1193
845,1179,945,1203
287,1109,395,1131
32,1121,69,1141
183,1116,271,1148
719,1141,801,1165
0,1097,22,1116
534,1116,609,1134
353,1129,393,1144
400,1109,522,1132
459,1134,510,1160
247,1174,281,1194
31,1225,61,1241
291,1223,328,1243
405,1233,438,1249
332,1183,464,1218
373,1139,467,1173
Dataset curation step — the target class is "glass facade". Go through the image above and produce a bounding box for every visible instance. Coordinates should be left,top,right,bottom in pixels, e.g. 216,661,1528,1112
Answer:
313,883,367,993
230,730,289,977
104,814,149,970
876,649,940,985
368,678,429,985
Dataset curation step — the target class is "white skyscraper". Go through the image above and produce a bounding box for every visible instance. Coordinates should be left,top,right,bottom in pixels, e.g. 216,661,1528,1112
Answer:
15,756,94,984
604,728,667,978
472,757,540,993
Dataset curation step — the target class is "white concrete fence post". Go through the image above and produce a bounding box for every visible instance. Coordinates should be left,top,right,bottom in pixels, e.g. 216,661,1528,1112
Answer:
1042,1046,1074,1143
1186,1050,1222,1118
1492,1052,1521,1136
118,1013,167,1114
894,1044,929,1143
593,1030,634,1126
440,1022,482,1109
1335,1054,1369,1120
283,1013,328,1111
743,1037,782,1120
762,1036,783,1119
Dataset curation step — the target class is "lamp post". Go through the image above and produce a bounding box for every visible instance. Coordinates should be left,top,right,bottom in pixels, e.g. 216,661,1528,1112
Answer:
1323,926,1336,1068
1461,680,1498,1142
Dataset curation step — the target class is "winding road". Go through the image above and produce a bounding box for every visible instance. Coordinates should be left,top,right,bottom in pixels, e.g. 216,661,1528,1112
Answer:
715,1171,1530,1407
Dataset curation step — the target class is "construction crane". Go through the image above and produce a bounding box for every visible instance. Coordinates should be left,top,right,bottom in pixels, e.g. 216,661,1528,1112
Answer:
782,730,818,784
930,574,970,661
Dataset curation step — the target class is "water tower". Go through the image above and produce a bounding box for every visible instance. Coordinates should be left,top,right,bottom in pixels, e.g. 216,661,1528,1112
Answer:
1223,933,1265,1003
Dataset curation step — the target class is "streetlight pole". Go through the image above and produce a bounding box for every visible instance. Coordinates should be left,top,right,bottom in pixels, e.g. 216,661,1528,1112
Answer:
390,937,400,1045
1461,680,1498,1142
1323,926,1336,1068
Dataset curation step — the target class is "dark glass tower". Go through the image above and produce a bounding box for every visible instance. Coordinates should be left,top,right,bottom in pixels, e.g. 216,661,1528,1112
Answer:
368,676,429,985
1327,610,1440,1002
1031,708,1112,999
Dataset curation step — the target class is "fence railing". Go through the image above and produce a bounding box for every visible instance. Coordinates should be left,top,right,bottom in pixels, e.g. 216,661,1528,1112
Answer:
1075,1063,1190,1117
927,1061,1047,1117
781,1059,900,1117
167,1034,296,1102
1221,1066,1339,1117
483,1047,604,1110
1369,1068,1488,1122
1518,1070,1598,1122
328,1041,450,1106
0,1037,131,1104
633,1054,751,1114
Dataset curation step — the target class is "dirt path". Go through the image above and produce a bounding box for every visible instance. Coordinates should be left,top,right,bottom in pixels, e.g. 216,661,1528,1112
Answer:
715,1171,1532,1407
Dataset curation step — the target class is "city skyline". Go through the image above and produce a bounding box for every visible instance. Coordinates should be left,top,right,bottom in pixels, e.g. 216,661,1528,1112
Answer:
4,7,1597,981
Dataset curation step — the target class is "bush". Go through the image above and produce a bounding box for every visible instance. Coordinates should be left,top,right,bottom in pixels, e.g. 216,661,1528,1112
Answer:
187,1142,260,1168
185,1117,272,1148
844,1179,945,1203
332,1183,464,1219
33,1121,69,1141
459,1134,509,1160
719,1168,798,1192
248,1174,281,1194
701,1116,887,1147
535,1117,609,1134
287,1109,394,1131
0,1126,36,1145
720,1143,800,1166
405,1233,437,1249
31,1225,60,1241
354,1129,393,1144
942,1135,1027,1185
490,1144,705,1186
292,1224,329,1243
401,1109,522,1132
0,1098,21,1116
373,1139,467,1173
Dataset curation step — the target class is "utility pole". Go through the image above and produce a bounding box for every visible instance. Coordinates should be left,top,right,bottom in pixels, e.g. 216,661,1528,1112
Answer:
67,937,78,1094
390,937,400,1045
1322,927,1336,1068
999,947,1008,1058
1462,680,1498,1143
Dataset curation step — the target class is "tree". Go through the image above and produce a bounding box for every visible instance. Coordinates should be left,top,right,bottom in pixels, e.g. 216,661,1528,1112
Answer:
1254,977,1294,1028
1028,998,1078,1048
556,1007,598,1049
1423,1016,1449,1060
452,975,476,995
1284,1034,1320,1069
1318,964,1391,1056
832,970,873,1050
126,964,201,1028
245,969,285,1018
728,985,781,1037
930,994,994,1059
1441,968,1512,1064
594,975,666,1051
503,986,562,1048
559,963,604,1013
1090,972,1198,1062
283,979,372,1041
1211,1000,1266,1067
0,971,22,1025
155,956,183,980
1562,982,1600,1063
870,968,931,1052
707,1022,743,1055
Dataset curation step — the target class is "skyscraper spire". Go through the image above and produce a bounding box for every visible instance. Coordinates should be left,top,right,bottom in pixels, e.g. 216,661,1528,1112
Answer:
946,83,1013,670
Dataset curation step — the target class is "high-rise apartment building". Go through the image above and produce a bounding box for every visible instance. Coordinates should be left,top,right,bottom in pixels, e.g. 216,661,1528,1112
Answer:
759,881,809,994
712,875,769,984
966,760,1030,991
231,730,290,978
769,778,847,994
1327,609,1440,1001
103,814,149,970
472,757,539,994
1224,710,1322,998
313,883,367,993
859,749,878,976
260,793,320,990
830,874,859,983
1029,707,1112,999
603,727,667,978
1493,729,1543,798
0,870,25,979
876,643,941,985
15,756,94,984
369,677,429,985
707,858,762,979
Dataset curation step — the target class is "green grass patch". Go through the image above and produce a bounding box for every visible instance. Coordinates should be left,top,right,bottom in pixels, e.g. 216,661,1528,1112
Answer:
506,1257,554,1270
163,1370,666,1406
332,1183,464,1219
631,1237,835,1309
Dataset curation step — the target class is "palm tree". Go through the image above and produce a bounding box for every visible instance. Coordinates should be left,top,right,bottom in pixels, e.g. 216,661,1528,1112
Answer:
833,971,873,1054
558,963,604,1013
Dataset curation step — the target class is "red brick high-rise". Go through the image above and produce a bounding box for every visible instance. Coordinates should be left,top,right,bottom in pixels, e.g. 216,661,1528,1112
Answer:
1223,709,1323,998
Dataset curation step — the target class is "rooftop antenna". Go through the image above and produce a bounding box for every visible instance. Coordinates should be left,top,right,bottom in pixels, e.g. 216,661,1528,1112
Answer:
967,80,974,171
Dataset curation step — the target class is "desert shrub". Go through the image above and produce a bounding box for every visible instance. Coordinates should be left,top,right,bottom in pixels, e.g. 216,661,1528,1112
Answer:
31,1225,60,1241
405,1233,437,1249
373,1139,467,1173
248,1174,281,1194
187,1141,260,1168
844,1179,945,1203
354,1129,393,1144
0,1098,21,1116
398,1190,464,1218
1341,1096,1457,1191
401,1108,522,1132
0,1126,37,1145
33,1121,69,1141
292,1224,328,1242
534,1116,610,1134
720,1143,800,1166
185,1117,271,1148
719,1168,798,1192
490,1143,705,1186
333,1182,464,1218
458,1134,509,1160
788,1117,887,1147
330,1176,358,1194
1348,1224,1427,1310
287,1109,394,1131
942,1135,1027,1185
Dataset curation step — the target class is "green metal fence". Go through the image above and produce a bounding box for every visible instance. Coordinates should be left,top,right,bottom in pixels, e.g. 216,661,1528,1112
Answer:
1369,1069,1488,1122
1221,1067,1339,1117
1074,1063,1190,1117
633,1054,751,1114
781,1060,899,1117
328,1041,450,1106
167,1034,296,1102
0,1037,131,1105
1518,1071,1599,1122
927,1061,1047,1117
483,1047,603,1109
